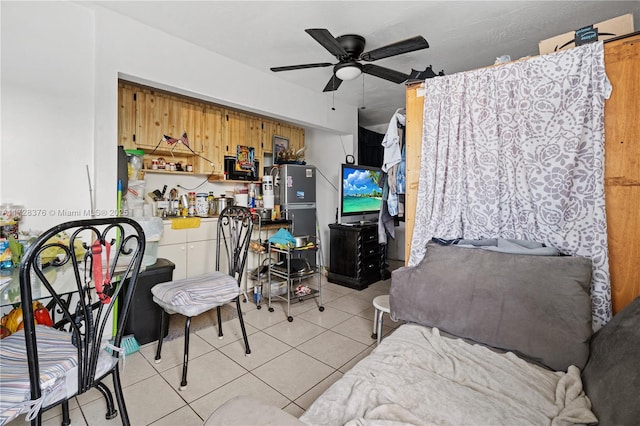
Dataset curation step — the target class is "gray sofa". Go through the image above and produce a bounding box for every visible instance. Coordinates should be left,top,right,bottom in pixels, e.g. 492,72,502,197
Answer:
207,242,640,425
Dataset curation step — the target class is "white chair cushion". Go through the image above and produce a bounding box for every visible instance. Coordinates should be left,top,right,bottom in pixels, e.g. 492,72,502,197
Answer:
151,271,240,317
0,325,118,424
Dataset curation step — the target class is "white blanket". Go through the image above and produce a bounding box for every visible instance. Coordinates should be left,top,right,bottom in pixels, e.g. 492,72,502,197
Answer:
300,324,597,426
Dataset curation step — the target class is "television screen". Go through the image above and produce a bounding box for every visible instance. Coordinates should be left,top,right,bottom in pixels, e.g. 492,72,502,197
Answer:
341,164,383,217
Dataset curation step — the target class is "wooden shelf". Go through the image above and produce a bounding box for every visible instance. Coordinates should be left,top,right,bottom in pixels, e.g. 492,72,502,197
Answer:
144,169,195,175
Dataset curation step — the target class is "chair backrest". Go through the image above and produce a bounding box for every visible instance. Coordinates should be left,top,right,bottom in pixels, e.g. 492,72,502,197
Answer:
216,206,253,284
17,217,145,400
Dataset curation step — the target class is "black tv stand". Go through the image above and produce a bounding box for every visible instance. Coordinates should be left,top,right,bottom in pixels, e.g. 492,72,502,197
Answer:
328,223,389,290
339,220,378,227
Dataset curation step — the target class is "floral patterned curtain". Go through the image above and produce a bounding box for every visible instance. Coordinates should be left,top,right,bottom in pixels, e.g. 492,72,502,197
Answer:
410,42,612,329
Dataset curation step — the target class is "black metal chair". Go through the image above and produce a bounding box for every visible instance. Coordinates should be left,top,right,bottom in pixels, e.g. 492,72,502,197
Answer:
0,217,145,426
151,206,252,390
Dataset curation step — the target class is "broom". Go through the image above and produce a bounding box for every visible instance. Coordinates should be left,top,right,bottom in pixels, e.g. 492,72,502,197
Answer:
109,178,141,355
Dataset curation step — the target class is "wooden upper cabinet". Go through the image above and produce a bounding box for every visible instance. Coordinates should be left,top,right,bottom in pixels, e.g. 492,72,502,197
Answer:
180,100,204,154
117,80,305,177
222,110,248,157
223,110,263,159
278,122,305,154
200,106,224,175
135,90,175,150
118,84,136,149
247,115,263,159
135,90,204,154
261,119,280,154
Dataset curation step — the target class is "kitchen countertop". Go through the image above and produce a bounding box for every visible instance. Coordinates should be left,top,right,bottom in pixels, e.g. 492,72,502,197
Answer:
161,216,291,227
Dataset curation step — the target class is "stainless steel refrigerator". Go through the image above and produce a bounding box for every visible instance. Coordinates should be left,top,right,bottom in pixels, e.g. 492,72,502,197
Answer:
276,164,317,266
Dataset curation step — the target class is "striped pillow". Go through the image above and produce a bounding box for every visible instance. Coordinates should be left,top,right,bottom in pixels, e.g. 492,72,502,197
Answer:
151,271,240,317
0,325,120,425
0,326,77,424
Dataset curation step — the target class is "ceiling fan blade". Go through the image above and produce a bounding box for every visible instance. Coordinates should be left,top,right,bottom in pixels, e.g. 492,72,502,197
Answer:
322,75,343,92
270,62,333,72
362,64,410,84
360,36,429,62
305,28,349,58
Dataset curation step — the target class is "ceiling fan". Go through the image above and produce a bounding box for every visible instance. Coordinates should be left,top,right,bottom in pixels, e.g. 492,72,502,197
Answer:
270,28,429,92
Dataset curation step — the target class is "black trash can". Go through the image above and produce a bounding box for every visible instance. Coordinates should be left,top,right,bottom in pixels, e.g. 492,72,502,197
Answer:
120,258,175,345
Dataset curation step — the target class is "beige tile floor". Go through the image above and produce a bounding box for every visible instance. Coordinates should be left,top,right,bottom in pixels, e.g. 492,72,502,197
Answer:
17,264,403,426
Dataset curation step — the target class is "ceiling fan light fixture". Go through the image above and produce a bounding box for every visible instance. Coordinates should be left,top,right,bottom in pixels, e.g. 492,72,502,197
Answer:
335,62,362,81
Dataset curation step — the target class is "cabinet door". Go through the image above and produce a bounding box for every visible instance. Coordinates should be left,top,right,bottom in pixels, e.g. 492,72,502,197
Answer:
135,90,179,150
187,220,218,242
118,83,136,149
158,225,187,280
201,106,225,175
247,115,263,159
187,240,216,277
179,100,204,154
276,123,305,157
262,118,279,154
288,125,305,154
135,90,204,154
157,243,187,280
159,224,187,245
223,110,249,157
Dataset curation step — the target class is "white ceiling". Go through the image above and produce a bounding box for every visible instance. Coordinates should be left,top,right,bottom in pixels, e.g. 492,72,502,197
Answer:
91,1,639,127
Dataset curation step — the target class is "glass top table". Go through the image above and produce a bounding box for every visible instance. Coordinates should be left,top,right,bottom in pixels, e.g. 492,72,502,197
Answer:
0,260,141,308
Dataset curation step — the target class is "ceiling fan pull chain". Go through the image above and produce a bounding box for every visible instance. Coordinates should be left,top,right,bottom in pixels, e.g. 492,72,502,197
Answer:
361,75,366,110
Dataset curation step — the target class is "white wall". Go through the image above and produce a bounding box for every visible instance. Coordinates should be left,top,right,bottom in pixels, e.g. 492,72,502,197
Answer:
1,2,357,237
361,123,405,260
305,129,356,264
1,2,96,231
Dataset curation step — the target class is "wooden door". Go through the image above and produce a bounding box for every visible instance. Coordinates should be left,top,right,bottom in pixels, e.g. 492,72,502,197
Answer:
276,122,305,158
179,100,204,154
223,110,250,157
135,90,180,150
200,106,224,175
135,90,203,154
262,118,280,154
288,126,305,155
118,83,136,149
247,115,263,159
404,85,424,266
603,34,640,313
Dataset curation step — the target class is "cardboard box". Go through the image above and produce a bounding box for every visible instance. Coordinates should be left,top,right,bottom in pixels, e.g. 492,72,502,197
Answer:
539,14,634,54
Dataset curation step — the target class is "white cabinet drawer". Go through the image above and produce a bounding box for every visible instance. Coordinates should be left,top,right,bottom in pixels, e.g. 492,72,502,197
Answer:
187,219,218,242
159,223,187,246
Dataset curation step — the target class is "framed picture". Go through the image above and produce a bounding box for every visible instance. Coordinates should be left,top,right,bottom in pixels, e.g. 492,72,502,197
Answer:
273,135,289,162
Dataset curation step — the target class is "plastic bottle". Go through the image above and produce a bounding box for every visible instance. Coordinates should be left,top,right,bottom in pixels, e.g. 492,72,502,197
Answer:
188,192,196,216
253,284,262,304
208,192,215,216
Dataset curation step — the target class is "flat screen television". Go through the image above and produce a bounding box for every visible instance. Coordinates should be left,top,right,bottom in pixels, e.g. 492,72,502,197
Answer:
340,163,383,223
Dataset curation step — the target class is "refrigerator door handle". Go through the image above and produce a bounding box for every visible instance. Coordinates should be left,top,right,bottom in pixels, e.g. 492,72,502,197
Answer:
283,203,316,209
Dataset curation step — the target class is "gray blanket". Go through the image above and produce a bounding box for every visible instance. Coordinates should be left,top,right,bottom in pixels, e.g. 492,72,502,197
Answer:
300,324,597,426
453,238,559,256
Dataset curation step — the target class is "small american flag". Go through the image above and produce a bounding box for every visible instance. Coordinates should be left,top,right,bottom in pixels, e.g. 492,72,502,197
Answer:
163,132,189,148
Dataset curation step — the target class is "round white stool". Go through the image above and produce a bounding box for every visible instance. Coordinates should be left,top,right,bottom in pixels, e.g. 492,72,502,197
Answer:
371,295,390,344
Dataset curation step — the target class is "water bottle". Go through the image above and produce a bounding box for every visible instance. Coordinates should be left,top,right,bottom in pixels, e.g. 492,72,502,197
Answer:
253,284,262,304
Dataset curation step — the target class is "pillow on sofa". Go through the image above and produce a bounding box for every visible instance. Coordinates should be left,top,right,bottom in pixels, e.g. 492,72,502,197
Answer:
390,242,593,371
581,296,640,426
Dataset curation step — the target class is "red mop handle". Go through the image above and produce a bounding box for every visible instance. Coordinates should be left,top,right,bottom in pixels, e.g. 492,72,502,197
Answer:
91,240,111,304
